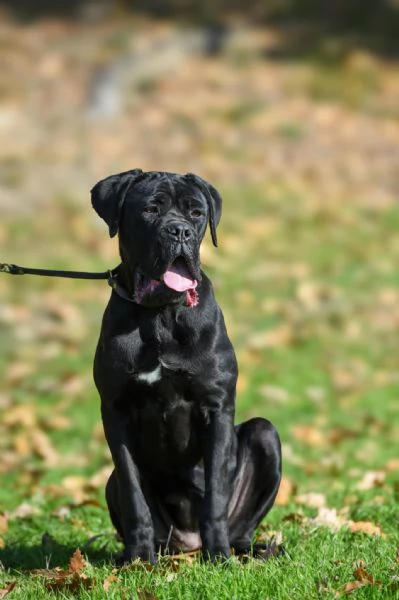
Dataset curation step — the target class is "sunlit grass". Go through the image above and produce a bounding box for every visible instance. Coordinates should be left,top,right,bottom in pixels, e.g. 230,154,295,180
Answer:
0,181,398,598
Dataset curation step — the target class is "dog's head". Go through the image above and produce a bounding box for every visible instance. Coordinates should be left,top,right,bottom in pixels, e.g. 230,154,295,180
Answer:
91,169,222,308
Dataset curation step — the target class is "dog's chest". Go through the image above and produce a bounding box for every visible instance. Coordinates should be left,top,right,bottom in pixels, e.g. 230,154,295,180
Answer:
127,355,202,468
129,382,202,469
134,363,163,385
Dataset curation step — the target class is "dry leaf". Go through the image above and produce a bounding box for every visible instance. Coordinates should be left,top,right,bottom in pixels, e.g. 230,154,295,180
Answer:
295,492,326,508
0,583,16,599
275,475,295,506
356,471,385,490
87,465,113,490
122,560,155,573
353,566,374,584
11,502,41,519
248,325,293,349
339,564,379,596
30,567,68,579
283,512,304,524
69,548,85,573
45,572,95,593
342,580,368,594
2,403,37,428
13,433,31,457
259,385,289,404
386,458,399,472
42,414,72,431
31,548,93,594
6,361,34,384
31,428,60,467
0,514,8,533
308,507,346,532
348,520,384,536
292,425,325,447
103,574,118,592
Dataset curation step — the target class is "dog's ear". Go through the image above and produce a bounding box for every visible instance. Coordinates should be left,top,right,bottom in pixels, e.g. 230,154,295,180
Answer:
91,169,144,237
185,173,222,247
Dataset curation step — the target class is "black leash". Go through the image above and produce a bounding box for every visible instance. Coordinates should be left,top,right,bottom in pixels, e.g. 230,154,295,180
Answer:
0,262,136,302
0,262,114,280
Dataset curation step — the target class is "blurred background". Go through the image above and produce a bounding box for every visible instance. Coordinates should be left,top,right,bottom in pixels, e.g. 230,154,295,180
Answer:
0,0,398,527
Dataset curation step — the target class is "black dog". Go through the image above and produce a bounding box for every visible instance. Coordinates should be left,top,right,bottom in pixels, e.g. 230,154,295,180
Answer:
91,169,282,563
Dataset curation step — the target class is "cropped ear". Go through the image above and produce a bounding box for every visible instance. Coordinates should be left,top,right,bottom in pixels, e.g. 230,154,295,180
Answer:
91,168,145,237
185,173,222,247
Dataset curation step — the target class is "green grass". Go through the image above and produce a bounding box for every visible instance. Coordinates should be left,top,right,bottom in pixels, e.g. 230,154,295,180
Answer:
0,184,398,598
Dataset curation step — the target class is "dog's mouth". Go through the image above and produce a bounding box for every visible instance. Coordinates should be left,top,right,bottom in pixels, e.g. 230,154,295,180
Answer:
134,257,199,308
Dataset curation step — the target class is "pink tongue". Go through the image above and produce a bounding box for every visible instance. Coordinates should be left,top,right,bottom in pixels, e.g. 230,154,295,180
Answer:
163,259,197,292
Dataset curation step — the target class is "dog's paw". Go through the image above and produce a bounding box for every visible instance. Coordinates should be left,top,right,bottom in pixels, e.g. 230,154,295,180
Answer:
201,546,231,564
119,545,157,566
233,542,285,562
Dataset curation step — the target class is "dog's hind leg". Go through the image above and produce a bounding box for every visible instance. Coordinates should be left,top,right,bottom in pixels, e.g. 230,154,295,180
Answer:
228,418,282,557
105,469,123,539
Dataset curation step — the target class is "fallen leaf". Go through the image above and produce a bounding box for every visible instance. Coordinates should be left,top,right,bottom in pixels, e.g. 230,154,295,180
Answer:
42,414,72,431
356,471,385,490
103,574,118,592
295,492,326,508
339,564,380,596
283,512,304,524
259,385,290,404
122,560,155,573
308,507,346,532
6,361,34,384
328,427,358,444
353,566,374,584
348,520,384,536
386,458,399,472
87,465,113,490
247,324,293,349
0,514,8,533
11,502,41,519
31,548,94,593
69,548,85,574
30,567,68,579
31,428,60,467
342,580,368,594
45,572,95,593
275,475,295,506
292,425,325,447
0,582,16,599
2,403,37,428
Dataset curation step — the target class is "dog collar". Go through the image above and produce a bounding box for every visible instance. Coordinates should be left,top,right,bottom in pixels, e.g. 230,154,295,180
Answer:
107,270,198,307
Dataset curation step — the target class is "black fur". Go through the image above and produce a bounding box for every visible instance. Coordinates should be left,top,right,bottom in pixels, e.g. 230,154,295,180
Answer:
92,170,282,563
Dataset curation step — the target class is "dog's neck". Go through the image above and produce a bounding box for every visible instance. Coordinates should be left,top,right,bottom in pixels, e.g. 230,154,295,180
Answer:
117,261,135,297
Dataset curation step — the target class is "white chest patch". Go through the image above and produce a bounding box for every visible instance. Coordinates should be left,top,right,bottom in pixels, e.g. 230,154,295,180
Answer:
135,363,162,385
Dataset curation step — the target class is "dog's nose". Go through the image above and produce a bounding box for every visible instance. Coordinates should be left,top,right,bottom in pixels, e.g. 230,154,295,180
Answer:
166,222,192,242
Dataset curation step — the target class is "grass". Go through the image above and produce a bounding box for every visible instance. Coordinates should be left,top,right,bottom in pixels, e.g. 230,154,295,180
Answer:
0,183,398,598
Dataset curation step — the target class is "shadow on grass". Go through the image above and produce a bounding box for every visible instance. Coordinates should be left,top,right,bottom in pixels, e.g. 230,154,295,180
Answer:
0,535,119,571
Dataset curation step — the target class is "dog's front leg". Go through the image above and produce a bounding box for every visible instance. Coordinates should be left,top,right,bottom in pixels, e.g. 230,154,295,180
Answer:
201,408,236,561
101,402,155,563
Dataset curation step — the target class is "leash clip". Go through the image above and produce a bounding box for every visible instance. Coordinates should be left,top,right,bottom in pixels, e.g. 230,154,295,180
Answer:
107,269,118,290
0,263,25,275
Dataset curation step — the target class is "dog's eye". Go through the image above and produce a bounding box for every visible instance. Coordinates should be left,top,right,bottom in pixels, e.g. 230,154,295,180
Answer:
144,205,159,214
190,209,202,218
